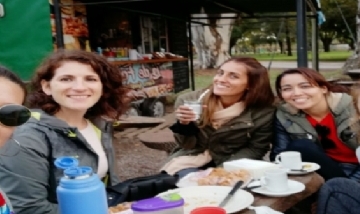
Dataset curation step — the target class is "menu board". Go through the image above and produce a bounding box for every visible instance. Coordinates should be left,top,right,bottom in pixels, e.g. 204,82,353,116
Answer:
167,19,190,93
49,0,90,50
119,62,174,99
172,61,190,93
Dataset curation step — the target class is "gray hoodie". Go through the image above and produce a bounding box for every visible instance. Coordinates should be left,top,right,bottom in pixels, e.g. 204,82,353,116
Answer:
0,109,120,214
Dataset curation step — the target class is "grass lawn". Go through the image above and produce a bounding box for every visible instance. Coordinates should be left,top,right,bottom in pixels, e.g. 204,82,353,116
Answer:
237,51,352,62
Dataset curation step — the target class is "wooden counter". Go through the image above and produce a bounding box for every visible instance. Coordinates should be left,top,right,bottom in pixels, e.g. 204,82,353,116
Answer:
110,58,188,65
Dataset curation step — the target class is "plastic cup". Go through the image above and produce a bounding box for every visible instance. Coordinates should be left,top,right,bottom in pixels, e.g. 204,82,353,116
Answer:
190,207,226,214
184,100,202,120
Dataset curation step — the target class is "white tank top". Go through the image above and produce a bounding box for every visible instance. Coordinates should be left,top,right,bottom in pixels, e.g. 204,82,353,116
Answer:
79,121,109,178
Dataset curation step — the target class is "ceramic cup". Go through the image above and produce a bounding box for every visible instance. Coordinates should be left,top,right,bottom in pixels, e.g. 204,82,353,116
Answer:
184,100,202,120
275,151,302,170
260,169,289,192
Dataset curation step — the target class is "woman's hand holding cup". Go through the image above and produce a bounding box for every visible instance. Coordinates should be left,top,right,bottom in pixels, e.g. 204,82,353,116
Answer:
176,105,197,125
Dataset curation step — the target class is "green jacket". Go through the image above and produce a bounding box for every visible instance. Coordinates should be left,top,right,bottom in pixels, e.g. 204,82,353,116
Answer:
168,90,275,166
271,92,360,160
0,109,120,214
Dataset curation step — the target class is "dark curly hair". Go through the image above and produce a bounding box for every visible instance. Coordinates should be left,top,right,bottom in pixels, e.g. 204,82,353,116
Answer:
27,49,128,119
0,65,27,104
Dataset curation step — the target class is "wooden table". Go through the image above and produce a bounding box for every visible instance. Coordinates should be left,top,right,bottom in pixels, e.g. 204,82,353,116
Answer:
238,172,324,214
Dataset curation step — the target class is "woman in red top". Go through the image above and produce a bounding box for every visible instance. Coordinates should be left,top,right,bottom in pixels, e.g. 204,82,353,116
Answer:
270,67,360,181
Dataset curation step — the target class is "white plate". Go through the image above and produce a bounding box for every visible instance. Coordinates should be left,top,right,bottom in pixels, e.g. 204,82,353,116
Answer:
251,179,305,197
158,186,254,214
284,162,320,175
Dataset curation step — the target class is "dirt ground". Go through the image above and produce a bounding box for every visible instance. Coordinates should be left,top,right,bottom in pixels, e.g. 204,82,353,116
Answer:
112,105,174,181
113,136,168,180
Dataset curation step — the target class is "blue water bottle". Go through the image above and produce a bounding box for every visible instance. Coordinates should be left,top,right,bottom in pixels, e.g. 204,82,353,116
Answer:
55,157,108,214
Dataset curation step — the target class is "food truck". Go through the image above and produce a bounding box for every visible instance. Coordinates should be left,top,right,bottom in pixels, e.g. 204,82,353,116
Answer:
0,0,190,117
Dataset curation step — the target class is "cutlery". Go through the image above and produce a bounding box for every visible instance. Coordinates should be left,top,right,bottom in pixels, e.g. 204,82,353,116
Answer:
219,180,244,208
290,169,307,172
290,165,308,172
243,185,261,191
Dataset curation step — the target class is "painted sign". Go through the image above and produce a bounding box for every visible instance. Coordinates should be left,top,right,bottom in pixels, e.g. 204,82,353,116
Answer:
119,62,174,98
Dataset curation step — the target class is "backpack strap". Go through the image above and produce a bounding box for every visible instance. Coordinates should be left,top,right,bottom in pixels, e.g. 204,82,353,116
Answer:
43,133,58,203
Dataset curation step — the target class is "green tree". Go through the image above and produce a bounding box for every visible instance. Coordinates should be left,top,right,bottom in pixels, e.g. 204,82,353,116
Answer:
320,0,356,51
229,18,256,54
260,17,297,55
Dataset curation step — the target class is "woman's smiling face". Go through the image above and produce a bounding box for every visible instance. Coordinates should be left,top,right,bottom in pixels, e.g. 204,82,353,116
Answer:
41,61,103,114
280,73,328,110
213,61,249,99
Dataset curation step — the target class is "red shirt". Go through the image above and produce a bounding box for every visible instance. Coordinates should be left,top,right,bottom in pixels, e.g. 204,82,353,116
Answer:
306,113,358,164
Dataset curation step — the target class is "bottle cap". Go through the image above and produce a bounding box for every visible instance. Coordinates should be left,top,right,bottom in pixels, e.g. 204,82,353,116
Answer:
54,157,79,170
64,166,93,179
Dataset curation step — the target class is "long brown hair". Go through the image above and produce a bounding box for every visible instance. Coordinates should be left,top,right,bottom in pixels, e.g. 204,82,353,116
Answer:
200,57,275,126
27,49,128,120
275,67,349,100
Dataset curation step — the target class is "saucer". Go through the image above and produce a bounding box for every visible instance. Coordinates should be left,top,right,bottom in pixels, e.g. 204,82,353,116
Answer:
251,179,305,197
285,162,320,175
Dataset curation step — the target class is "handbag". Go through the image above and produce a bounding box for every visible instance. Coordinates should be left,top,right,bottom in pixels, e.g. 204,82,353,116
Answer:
106,171,179,207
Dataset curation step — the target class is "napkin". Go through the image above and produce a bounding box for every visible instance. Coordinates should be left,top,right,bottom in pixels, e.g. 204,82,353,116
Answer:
223,159,280,179
248,206,284,214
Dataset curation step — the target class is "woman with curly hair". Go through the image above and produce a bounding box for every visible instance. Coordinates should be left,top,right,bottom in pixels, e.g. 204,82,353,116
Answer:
0,50,128,214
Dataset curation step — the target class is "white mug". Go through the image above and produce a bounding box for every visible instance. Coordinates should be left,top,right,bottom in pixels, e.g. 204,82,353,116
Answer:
261,169,289,192
275,151,302,170
184,100,202,120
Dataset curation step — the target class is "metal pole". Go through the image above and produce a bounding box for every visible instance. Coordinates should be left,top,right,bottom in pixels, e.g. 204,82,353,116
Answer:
187,17,195,91
53,0,64,49
296,0,308,67
311,13,319,71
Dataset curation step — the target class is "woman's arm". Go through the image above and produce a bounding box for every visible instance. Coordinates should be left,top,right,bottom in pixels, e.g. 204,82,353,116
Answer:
169,121,199,149
170,91,204,150
270,116,292,161
0,129,59,214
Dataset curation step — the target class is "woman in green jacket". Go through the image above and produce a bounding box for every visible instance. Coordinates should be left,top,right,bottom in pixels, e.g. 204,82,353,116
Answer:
161,57,276,177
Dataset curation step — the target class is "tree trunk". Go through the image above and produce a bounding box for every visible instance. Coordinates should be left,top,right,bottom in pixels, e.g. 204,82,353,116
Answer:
191,11,236,68
252,45,256,54
349,39,355,50
285,20,292,56
191,14,207,69
229,38,237,56
320,38,332,52
341,0,360,75
278,40,284,54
